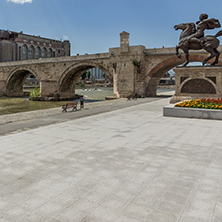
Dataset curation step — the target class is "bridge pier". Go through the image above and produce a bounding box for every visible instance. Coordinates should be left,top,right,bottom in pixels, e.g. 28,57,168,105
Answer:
0,80,6,96
110,31,147,98
40,80,60,97
40,80,77,99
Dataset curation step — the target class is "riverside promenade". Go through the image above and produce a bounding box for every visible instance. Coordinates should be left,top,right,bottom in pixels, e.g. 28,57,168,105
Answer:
0,95,222,222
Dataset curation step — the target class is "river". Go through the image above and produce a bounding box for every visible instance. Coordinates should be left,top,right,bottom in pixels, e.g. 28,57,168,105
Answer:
0,87,174,115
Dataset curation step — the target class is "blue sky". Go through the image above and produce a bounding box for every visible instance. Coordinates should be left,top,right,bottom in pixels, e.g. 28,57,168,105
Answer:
1,0,222,55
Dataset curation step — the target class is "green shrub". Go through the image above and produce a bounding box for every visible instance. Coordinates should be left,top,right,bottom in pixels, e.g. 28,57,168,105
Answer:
79,82,85,87
132,59,140,67
29,87,41,100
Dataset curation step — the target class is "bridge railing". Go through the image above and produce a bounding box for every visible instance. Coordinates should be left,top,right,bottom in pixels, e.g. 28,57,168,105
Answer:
0,52,110,67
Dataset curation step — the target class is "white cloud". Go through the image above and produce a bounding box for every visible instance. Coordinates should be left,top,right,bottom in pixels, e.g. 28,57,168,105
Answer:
55,36,69,41
63,35,69,40
7,0,32,4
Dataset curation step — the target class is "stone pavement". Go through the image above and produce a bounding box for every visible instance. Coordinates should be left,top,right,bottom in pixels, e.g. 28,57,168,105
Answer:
0,97,222,221
0,97,162,135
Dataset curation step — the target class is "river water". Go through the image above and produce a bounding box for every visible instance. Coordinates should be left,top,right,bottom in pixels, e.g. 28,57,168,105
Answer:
0,87,174,115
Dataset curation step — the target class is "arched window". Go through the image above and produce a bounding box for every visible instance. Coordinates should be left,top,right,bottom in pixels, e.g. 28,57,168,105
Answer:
41,47,47,58
35,46,41,59
48,48,53,58
21,44,28,60
28,45,35,60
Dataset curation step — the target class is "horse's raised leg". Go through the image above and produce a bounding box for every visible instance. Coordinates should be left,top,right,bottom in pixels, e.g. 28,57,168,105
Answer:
181,49,189,66
176,45,181,59
203,48,217,66
210,49,220,66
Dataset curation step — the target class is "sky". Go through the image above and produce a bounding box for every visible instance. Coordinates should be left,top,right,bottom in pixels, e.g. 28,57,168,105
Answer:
1,0,222,56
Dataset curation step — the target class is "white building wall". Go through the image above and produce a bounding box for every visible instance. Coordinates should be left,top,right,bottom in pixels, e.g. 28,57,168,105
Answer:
88,67,105,79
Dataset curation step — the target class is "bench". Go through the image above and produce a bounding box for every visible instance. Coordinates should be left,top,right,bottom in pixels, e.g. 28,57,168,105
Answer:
62,102,78,112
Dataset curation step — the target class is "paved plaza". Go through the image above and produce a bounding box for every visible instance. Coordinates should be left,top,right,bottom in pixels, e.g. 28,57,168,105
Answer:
0,97,222,221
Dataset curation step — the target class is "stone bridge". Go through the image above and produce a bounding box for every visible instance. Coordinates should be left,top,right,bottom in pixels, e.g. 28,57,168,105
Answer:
0,31,222,99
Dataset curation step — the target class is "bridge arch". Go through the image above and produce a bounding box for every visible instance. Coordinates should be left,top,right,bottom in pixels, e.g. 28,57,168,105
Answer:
6,67,39,96
144,54,222,96
59,61,112,97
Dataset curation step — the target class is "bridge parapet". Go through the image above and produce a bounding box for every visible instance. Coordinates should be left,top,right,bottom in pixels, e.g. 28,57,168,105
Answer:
145,47,176,55
0,53,110,67
144,45,222,56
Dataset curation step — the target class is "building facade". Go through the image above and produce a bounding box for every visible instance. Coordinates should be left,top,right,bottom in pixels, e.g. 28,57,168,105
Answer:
0,29,70,62
88,67,105,80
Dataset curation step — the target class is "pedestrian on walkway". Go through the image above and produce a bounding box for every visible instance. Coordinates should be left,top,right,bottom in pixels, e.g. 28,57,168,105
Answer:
80,96,84,109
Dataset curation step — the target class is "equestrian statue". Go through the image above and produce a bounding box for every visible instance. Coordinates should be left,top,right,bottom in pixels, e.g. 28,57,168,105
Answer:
174,13,222,66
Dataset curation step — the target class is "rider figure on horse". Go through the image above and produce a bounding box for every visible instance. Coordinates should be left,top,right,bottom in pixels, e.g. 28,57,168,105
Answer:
188,13,221,47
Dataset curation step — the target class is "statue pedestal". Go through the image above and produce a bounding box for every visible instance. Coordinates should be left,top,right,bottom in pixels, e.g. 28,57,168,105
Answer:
170,66,222,103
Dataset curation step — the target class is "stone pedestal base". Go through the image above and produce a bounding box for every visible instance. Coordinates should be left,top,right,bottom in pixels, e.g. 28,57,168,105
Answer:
170,66,222,103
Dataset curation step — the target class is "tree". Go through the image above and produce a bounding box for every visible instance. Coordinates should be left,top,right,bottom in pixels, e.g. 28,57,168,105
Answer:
86,71,91,80
81,72,87,80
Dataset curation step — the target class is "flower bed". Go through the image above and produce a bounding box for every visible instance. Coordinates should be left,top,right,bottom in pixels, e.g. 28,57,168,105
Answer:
175,98,222,109
163,102,222,120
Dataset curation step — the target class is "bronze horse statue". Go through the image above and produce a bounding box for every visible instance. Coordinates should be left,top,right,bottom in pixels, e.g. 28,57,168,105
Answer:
174,22,222,66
